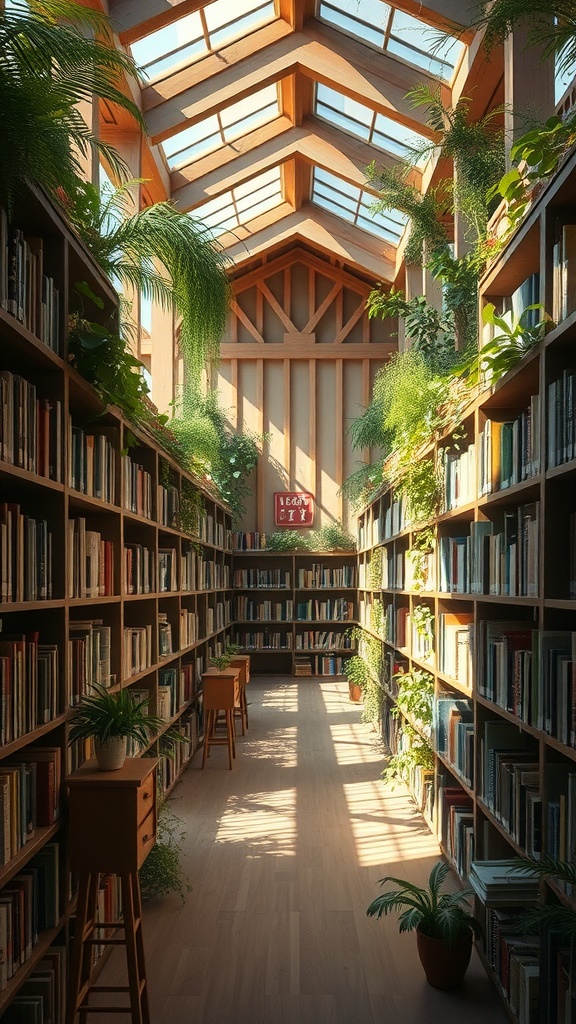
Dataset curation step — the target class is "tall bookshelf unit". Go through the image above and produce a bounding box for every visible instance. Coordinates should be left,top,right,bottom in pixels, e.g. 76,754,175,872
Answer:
0,185,233,1020
358,149,576,1023
232,544,357,676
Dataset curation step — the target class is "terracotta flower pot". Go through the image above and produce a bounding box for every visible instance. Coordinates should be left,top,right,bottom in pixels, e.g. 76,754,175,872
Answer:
348,682,362,703
94,735,127,771
416,927,473,990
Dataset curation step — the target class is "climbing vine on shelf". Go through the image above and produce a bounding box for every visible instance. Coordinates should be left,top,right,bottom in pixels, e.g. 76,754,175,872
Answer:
391,668,434,739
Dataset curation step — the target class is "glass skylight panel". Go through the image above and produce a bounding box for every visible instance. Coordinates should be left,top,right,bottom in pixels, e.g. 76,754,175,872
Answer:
132,0,276,82
220,86,279,140
192,168,282,239
162,117,221,167
311,168,407,242
314,84,427,165
317,1,464,82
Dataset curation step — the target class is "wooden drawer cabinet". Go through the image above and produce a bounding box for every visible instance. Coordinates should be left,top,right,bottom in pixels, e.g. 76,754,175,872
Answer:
67,758,159,874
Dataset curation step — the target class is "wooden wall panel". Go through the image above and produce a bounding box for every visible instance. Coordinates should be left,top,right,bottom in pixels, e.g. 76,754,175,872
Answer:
216,249,395,535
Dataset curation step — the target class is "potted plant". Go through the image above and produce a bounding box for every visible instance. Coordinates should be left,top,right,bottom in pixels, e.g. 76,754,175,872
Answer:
366,861,480,990
69,684,166,771
139,800,192,904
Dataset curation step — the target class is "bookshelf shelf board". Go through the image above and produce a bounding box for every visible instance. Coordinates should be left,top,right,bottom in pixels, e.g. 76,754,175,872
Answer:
435,670,472,697
0,464,65,492
543,733,576,761
0,715,68,760
544,307,576,348
436,501,477,524
294,586,356,592
481,476,541,506
480,215,540,296
545,458,576,482
475,797,531,860
0,822,61,889
479,344,541,410
436,753,474,798
68,595,120,607
474,593,540,606
0,309,66,371
544,598,576,610
121,508,155,528
68,491,120,513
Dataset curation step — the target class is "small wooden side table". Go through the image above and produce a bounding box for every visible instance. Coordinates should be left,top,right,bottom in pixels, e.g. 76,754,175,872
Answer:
66,758,158,1024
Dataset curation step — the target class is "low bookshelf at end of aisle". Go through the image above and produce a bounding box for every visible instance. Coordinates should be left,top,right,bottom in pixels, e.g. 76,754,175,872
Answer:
357,148,576,1024
232,538,357,676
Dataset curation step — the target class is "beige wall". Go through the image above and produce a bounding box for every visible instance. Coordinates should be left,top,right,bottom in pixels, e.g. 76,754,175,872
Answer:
216,247,396,535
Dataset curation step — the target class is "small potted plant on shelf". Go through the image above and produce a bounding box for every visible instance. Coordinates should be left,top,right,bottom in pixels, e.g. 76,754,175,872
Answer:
69,684,166,771
366,861,480,990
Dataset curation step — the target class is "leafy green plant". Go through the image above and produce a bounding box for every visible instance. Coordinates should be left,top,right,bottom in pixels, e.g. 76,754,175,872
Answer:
475,0,576,80
64,179,230,389
0,0,143,212
311,521,357,552
68,684,165,747
458,302,550,386
367,861,479,944
382,727,435,787
68,295,150,423
139,800,192,904
397,459,441,527
391,668,434,735
368,548,383,590
266,531,313,552
365,162,449,265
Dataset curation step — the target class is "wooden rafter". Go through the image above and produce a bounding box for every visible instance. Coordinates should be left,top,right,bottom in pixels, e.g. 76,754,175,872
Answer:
142,23,442,143
231,245,374,296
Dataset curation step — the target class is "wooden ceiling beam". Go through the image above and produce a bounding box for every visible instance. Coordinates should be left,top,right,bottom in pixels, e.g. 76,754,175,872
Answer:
388,0,475,39
231,245,374,295
282,156,309,210
143,23,439,143
279,72,314,126
110,0,213,45
219,203,396,280
172,118,420,211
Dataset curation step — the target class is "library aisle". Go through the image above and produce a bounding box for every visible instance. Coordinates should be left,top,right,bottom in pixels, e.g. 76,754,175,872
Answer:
91,678,508,1024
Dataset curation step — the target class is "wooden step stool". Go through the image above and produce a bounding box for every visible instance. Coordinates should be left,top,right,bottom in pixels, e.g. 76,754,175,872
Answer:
202,668,240,769
66,759,158,1024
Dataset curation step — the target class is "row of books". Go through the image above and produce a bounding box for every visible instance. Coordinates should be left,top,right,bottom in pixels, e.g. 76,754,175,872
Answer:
233,568,291,589
552,223,576,325
0,371,62,481
296,564,355,588
294,630,353,651
122,456,153,519
69,422,116,503
0,211,60,351
0,841,60,991
479,721,542,855
437,611,473,687
438,503,539,597
434,694,474,786
436,781,474,881
295,598,354,622
477,398,540,496
158,613,173,659
158,482,179,529
123,625,152,678
0,503,52,603
205,600,231,636
232,531,267,550
158,716,195,791
123,544,213,595
295,654,347,676
0,633,60,744
179,609,197,649
547,368,576,468
124,543,154,595
438,441,476,513
381,701,435,821
198,559,230,591
4,943,66,1023
235,597,294,622
233,631,293,650
546,763,576,887
68,620,113,704
199,513,230,550
68,518,114,599
0,749,61,866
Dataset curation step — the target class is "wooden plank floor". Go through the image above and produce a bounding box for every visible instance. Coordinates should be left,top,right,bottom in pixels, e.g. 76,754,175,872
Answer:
89,677,509,1023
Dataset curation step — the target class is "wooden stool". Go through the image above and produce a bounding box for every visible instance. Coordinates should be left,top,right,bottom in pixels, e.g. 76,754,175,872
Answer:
202,669,239,770
66,759,158,1024
228,655,250,734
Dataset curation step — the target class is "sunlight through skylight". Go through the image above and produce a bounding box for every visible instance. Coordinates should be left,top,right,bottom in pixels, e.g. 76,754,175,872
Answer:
162,86,279,168
318,0,464,80
311,167,407,243
315,84,428,164
131,0,276,82
192,167,283,239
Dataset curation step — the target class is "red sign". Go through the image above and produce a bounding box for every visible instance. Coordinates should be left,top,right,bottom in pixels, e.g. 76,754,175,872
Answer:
274,492,314,527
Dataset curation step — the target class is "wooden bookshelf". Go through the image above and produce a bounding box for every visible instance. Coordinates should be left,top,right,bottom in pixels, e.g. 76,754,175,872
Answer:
357,147,576,1024
232,547,357,677
0,184,233,1018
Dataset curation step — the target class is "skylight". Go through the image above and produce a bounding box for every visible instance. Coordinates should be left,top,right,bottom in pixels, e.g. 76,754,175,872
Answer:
315,83,428,164
131,0,276,82
162,86,279,168
311,168,407,244
317,0,464,80
192,167,283,239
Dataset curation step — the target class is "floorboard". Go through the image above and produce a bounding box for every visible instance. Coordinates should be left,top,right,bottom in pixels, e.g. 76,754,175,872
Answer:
87,677,509,1024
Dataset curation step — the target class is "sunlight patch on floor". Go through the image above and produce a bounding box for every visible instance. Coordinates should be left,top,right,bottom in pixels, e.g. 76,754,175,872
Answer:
329,722,383,766
215,787,297,855
242,725,298,766
343,781,440,867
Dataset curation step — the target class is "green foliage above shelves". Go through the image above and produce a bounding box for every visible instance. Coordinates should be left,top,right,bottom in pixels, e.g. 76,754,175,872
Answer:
266,522,356,553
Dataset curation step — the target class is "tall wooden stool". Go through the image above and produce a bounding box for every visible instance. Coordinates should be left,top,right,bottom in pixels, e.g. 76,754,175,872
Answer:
228,655,250,734
66,759,158,1024
202,669,239,769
